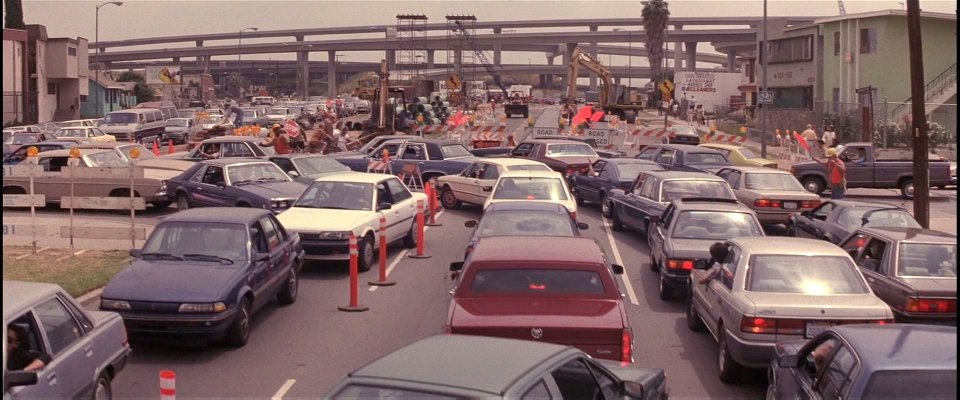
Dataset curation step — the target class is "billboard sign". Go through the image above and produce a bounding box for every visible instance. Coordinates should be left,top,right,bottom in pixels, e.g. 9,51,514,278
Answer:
145,66,182,85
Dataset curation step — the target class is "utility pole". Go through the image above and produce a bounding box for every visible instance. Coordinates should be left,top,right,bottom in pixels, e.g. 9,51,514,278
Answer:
906,0,929,227
760,0,768,158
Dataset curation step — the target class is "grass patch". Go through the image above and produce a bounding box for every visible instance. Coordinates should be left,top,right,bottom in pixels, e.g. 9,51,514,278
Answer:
2,246,131,297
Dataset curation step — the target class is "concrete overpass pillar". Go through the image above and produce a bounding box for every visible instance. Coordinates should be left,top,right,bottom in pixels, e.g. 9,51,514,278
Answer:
673,25,683,72
563,43,576,88
200,56,210,73
493,28,502,83
589,26,599,93
195,40,203,47
173,57,180,63
327,51,338,98
427,49,435,69
685,42,697,71
545,56,555,88
387,50,396,73
297,50,310,100
454,50,462,75
615,77,622,85
727,50,738,73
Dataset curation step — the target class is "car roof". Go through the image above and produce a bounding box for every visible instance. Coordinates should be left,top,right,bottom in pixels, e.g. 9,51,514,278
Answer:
160,207,270,225
828,200,904,209
381,138,462,146
857,227,957,243
38,149,113,157
348,335,573,395
76,143,135,149
201,159,272,167
831,324,957,370
201,136,262,143
316,171,396,184
673,198,752,212
700,143,742,150
719,166,791,174
655,144,721,153
730,237,848,256
481,158,548,167
485,201,569,213
3,281,64,318
470,236,604,264
523,139,588,145
641,170,727,181
498,170,565,179
604,158,660,166
268,154,335,160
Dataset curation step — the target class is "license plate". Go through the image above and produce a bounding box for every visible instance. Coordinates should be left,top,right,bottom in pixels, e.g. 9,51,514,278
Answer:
805,322,833,338
783,202,799,210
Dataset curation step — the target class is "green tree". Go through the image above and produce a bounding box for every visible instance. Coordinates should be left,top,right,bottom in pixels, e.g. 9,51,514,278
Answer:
642,0,670,88
4,0,26,30
116,70,154,103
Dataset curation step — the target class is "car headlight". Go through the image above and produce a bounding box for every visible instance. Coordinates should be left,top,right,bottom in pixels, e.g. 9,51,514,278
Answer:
269,199,290,209
100,299,131,311
159,180,167,192
178,302,227,313
319,231,351,240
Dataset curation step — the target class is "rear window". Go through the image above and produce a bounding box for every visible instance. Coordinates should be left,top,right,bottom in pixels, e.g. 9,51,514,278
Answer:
686,152,728,164
545,143,597,157
898,243,957,278
85,151,126,167
672,211,762,240
661,180,734,202
862,370,956,399
837,208,921,231
493,177,569,201
103,112,138,124
745,173,804,191
440,144,472,158
471,269,605,295
505,164,551,172
746,255,869,294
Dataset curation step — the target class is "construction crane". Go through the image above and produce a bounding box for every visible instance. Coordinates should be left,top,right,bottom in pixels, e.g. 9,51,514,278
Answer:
565,47,644,122
838,0,846,15
453,20,511,98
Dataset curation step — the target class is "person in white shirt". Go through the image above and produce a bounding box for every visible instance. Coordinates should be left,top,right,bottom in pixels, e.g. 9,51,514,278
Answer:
821,125,837,149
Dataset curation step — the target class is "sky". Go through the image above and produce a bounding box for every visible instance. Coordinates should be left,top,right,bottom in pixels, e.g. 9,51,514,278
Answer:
9,0,958,68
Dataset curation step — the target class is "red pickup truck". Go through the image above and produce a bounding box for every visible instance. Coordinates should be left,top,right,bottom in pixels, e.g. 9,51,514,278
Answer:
446,236,633,362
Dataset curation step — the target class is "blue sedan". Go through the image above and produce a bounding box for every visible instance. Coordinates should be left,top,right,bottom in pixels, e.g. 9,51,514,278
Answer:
570,158,663,217
167,159,307,213
99,208,304,347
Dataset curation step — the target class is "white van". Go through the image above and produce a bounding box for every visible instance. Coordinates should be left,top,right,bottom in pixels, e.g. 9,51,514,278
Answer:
98,108,165,143
252,96,277,106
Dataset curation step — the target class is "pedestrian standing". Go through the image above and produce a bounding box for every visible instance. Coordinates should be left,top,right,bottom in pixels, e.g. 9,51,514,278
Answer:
671,100,679,117
815,148,846,199
821,125,837,150
336,127,350,152
274,127,292,155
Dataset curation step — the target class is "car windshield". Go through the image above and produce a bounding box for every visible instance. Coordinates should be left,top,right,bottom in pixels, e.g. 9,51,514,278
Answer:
863,370,956,399
118,145,158,160
4,134,38,145
243,111,257,118
291,156,349,175
270,108,290,115
619,163,663,180
57,129,87,138
295,181,373,211
686,152,728,164
746,255,869,294
545,143,597,157
200,115,223,124
142,222,248,262
440,144,472,158
672,211,762,239
672,126,697,135
745,173,805,191
738,148,758,159
177,110,197,118
661,180,734,202
493,177,569,201
333,385,457,400
477,211,575,238
470,269,605,295
166,119,189,127
226,163,291,185
505,164,551,172
102,113,138,124
897,243,957,278
837,208,921,231
85,152,127,167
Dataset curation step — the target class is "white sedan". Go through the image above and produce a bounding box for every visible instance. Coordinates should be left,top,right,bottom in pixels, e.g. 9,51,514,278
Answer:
277,172,427,271
483,170,578,220
54,127,116,143
436,158,551,209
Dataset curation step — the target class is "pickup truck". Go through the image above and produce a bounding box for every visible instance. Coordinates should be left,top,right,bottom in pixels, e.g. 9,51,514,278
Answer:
4,281,130,399
791,142,951,199
330,138,478,184
503,91,529,118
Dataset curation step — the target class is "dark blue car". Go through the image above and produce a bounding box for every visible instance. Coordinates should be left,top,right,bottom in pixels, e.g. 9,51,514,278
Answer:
167,159,307,213
634,144,731,173
99,208,304,347
2,141,76,165
569,158,663,217
331,138,477,183
768,324,957,399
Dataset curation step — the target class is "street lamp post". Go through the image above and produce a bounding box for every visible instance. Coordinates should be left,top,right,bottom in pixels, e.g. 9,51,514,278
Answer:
95,1,123,118
760,0,768,158
237,27,257,99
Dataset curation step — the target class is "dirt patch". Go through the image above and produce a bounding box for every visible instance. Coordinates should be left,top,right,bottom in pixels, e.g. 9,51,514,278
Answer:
2,246,131,297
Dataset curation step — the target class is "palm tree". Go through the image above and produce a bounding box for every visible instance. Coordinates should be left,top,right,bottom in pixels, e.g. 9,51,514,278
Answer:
642,0,671,88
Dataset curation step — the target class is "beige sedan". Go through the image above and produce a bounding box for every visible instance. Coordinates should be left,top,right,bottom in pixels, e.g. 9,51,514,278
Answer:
54,127,115,143
435,158,551,209
715,166,821,224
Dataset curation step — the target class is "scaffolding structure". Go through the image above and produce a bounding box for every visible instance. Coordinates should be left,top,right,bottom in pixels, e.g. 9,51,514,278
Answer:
445,15,477,107
395,14,428,88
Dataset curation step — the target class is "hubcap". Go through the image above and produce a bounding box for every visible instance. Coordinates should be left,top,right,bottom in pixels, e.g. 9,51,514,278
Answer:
95,379,108,400
442,190,455,206
364,242,374,265
601,197,610,215
239,305,250,338
288,271,297,297
804,181,819,193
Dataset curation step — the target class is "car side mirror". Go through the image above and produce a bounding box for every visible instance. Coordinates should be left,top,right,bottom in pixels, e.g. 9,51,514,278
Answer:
377,202,392,211
611,264,624,275
254,253,270,262
778,354,801,368
619,381,644,398
464,220,478,228
4,370,38,390
693,259,710,270
287,170,300,177
449,262,464,272
482,186,493,192
129,248,142,258
576,222,589,230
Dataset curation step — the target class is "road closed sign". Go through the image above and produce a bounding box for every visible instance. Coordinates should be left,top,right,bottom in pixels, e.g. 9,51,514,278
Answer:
531,127,558,137
584,128,612,146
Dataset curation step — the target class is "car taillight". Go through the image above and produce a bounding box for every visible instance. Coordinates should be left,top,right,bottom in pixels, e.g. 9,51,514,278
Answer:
667,259,694,270
570,211,577,221
754,199,782,208
621,328,633,363
905,297,957,313
789,166,795,174
801,200,821,208
739,317,804,335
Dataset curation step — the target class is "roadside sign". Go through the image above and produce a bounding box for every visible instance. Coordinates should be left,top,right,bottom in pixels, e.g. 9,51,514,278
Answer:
60,226,146,240
583,129,613,146
61,196,146,210
531,127,558,137
659,80,674,94
3,224,46,236
61,166,144,179
759,91,774,104
2,194,46,207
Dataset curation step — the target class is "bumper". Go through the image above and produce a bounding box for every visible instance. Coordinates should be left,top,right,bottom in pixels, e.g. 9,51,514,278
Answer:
662,270,691,290
894,310,957,325
117,308,239,342
755,210,795,224
725,330,777,368
299,238,351,260
110,346,131,376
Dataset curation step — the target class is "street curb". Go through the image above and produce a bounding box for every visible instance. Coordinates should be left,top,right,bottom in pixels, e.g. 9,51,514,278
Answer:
78,287,104,305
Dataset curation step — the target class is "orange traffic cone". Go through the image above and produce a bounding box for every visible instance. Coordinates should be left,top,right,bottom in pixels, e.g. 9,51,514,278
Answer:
168,140,175,154
152,140,160,156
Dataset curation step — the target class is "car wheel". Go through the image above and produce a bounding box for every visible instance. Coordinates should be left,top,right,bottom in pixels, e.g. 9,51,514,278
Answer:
650,254,659,272
687,294,707,332
358,235,375,272
765,382,777,400
94,372,112,400
600,193,612,218
224,298,251,347
176,193,190,211
152,200,172,209
658,274,674,301
611,208,624,231
402,222,418,249
801,176,825,195
440,186,461,209
900,179,914,199
718,325,743,383
276,268,298,305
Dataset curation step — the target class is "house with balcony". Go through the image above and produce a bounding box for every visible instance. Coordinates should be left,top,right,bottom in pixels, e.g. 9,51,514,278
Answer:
7,25,91,124
3,28,29,126
82,71,137,118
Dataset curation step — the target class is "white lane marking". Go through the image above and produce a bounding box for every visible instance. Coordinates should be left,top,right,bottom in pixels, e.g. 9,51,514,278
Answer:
603,219,640,305
271,379,296,400
369,210,444,292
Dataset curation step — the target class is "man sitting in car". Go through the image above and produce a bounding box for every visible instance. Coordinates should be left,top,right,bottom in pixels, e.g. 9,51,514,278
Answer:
7,324,50,372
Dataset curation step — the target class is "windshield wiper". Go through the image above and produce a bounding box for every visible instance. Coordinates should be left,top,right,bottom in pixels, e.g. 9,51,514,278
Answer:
183,254,234,264
142,252,183,261
255,177,282,182
232,179,253,186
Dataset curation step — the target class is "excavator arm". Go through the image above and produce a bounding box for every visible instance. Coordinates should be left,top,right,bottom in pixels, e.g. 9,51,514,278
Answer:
566,47,614,107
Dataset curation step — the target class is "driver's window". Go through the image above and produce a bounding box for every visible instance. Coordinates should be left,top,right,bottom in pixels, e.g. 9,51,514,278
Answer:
817,345,857,399
250,224,268,254
271,158,296,174
201,166,225,186
661,205,676,229
481,165,500,180
378,143,400,158
549,358,603,400
375,183,392,205
189,165,208,183
401,144,426,160
592,161,607,175
385,178,411,202
654,149,675,165
640,177,658,199
511,143,534,157
720,245,741,290
726,171,742,189
636,147,658,160
811,203,835,219
859,239,888,274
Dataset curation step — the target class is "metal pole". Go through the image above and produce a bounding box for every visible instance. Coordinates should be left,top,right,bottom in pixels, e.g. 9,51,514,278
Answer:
760,0,768,158
95,6,100,118
130,160,136,248
29,168,37,254
238,30,242,63
906,0,929,227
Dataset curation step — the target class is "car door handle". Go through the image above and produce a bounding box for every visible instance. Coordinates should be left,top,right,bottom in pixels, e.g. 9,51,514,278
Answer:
47,373,58,385
418,162,425,165
866,277,875,283
84,345,93,357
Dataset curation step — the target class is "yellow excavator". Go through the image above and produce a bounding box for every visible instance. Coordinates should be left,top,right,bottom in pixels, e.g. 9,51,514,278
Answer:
565,47,644,122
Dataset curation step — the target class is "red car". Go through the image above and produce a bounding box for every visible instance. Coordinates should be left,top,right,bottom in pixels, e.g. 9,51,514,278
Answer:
446,236,633,362
508,139,599,179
